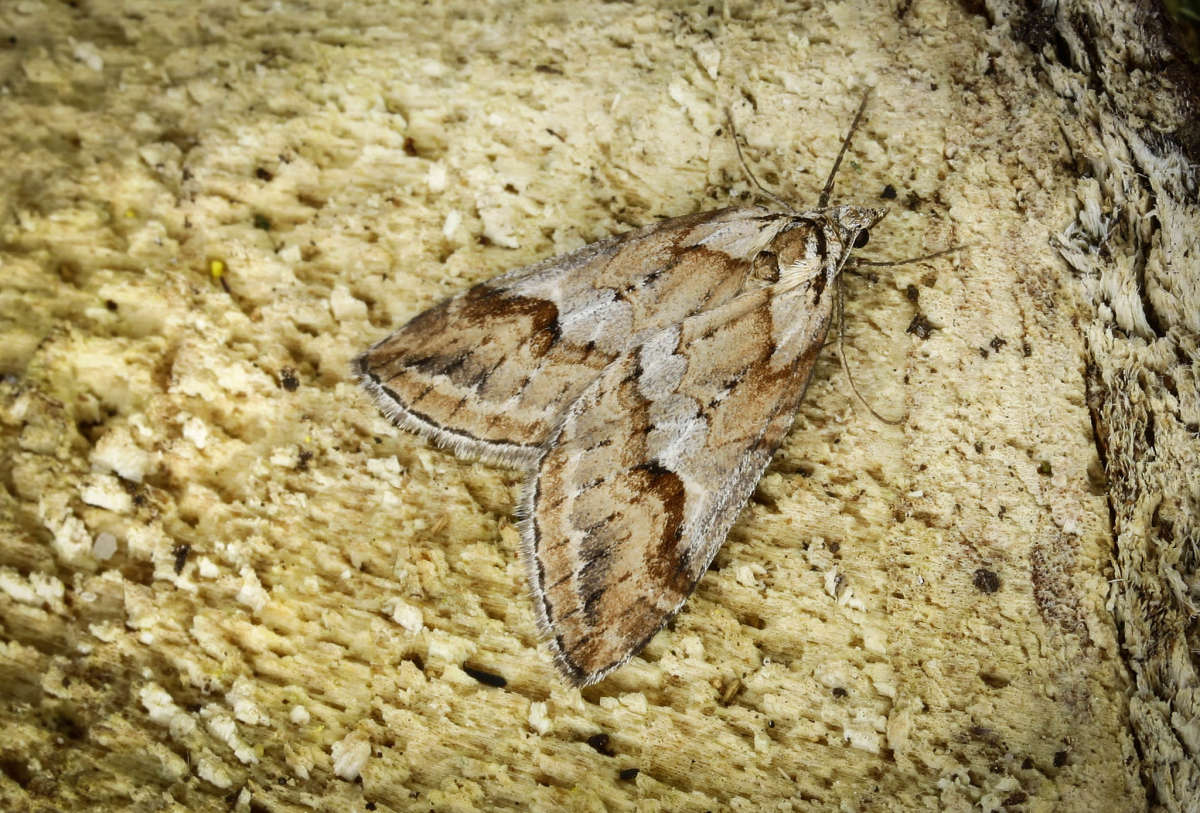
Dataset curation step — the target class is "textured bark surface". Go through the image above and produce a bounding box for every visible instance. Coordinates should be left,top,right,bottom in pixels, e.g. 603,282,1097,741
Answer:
0,0,1190,810
1032,0,1200,809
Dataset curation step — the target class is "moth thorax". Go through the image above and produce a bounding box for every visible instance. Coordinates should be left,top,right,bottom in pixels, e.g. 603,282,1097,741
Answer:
770,222,822,274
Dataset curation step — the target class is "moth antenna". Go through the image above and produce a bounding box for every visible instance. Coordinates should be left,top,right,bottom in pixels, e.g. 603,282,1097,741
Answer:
835,246,905,425
723,107,793,211
819,89,872,209
855,245,970,267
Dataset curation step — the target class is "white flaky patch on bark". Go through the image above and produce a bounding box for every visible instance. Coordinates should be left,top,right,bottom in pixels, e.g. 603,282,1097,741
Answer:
331,733,372,781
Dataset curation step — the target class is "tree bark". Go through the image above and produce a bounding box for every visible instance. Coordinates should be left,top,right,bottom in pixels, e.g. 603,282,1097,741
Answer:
0,0,1193,810
1031,0,1200,808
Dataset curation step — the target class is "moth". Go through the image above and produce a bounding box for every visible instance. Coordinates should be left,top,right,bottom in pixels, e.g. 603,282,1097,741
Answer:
356,95,899,686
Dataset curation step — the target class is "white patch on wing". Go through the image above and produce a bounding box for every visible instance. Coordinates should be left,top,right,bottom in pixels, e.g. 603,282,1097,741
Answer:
636,326,686,400
696,215,788,258
557,287,633,348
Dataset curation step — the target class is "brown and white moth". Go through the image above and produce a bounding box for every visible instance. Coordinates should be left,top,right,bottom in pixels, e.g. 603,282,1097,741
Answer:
355,97,888,686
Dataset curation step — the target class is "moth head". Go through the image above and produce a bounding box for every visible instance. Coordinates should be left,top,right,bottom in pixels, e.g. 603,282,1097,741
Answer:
829,205,888,251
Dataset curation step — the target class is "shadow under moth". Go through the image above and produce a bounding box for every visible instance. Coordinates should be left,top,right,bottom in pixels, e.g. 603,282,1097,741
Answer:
355,94,926,686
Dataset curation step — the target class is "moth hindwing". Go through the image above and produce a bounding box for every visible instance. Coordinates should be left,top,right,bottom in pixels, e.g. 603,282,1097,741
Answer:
355,201,884,685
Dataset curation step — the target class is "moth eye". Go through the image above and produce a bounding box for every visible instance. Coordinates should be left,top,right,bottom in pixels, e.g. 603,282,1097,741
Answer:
854,230,870,248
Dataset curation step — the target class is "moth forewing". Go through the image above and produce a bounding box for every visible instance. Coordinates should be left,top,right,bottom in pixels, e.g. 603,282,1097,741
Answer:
521,207,885,686
353,207,804,466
